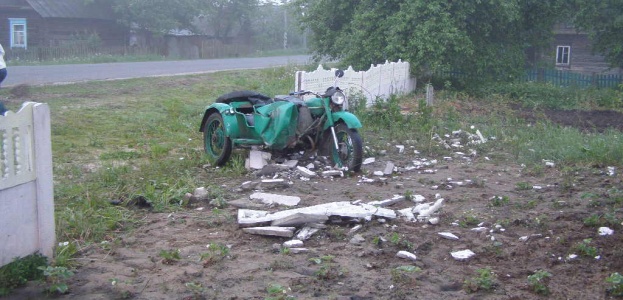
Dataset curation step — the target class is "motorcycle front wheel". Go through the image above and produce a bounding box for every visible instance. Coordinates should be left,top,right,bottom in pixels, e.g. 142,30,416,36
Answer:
324,123,363,172
203,113,233,166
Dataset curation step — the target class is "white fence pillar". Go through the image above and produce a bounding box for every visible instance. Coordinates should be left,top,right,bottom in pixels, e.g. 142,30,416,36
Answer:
0,102,55,267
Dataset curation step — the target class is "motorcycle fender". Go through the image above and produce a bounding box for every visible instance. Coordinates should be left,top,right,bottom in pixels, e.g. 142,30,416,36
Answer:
324,111,362,130
199,104,243,138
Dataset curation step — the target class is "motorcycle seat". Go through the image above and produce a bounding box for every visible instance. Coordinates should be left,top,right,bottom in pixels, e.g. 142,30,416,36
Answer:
216,90,273,106
274,95,306,106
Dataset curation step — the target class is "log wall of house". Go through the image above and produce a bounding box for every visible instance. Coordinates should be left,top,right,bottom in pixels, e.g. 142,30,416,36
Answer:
554,33,621,75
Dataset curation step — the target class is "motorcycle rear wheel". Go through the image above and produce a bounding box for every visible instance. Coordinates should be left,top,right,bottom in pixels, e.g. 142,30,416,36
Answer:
325,123,363,172
203,113,233,166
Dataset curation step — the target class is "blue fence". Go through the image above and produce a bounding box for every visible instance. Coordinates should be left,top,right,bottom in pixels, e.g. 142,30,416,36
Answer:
524,69,622,89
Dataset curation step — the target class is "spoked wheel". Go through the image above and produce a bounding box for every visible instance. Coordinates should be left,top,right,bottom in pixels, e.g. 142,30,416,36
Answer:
326,123,363,172
203,113,232,166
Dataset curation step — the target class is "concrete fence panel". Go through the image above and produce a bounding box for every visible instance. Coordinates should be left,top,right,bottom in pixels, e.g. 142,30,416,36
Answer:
0,102,55,267
295,60,417,106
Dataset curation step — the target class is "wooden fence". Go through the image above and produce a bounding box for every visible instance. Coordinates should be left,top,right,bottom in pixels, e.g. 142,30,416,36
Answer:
5,45,162,63
295,60,417,106
0,102,55,267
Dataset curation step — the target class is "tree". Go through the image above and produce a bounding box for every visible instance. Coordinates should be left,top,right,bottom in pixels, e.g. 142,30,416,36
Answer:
573,0,623,69
294,0,568,83
111,0,258,40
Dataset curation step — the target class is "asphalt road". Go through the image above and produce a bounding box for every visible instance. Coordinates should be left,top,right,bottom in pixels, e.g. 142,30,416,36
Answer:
2,55,312,87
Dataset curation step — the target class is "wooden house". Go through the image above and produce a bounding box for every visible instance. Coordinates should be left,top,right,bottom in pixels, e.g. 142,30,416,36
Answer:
552,23,621,75
0,0,128,49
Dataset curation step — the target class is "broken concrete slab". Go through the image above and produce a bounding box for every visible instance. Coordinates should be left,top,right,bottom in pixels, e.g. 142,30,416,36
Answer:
451,249,475,261
228,199,265,209
283,240,304,248
349,234,365,244
367,195,406,207
249,150,271,170
297,166,317,178
238,201,397,227
383,162,395,175
296,227,320,241
250,192,301,207
271,213,329,227
259,179,291,189
438,232,460,240
363,157,375,165
243,226,295,237
396,251,417,261
288,248,309,254
321,170,343,177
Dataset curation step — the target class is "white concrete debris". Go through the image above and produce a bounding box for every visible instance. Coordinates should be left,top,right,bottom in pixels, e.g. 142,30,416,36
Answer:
598,227,614,236
544,160,555,168
383,162,395,175
607,166,616,176
519,236,529,242
363,157,376,165
397,208,416,222
396,251,417,261
471,227,487,232
413,198,444,219
260,179,290,189
428,217,440,225
238,201,398,227
396,145,405,153
476,130,487,143
373,171,384,176
297,166,317,178
250,192,301,207
249,150,272,169
322,170,343,177
367,195,406,207
193,187,209,199
296,227,320,241
283,240,304,248
350,234,365,244
451,249,475,261
348,224,362,235
243,226,295,237
283,160,299,169
411,194,426,203
289,248,309,254
271,213,329,226
438,232,460,240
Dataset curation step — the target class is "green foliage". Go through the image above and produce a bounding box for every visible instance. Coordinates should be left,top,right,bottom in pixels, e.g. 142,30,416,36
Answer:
200,243,230,266
574,239,600,258
606,272,623,297
38,266,74,294
0,254,47,296
463,267,497,293
296,0,568,85
489,195,510,207
308,255,344,280
573,0,623,68
158,249,181,264
390,265,421,285
527,270,552,295
265,283,296,300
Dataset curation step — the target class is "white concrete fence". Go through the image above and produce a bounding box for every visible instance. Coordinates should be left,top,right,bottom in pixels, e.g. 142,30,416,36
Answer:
0,102,55,267
295,60,417,106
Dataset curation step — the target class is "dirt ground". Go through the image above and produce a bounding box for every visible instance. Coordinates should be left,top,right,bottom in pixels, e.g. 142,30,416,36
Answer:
7,108,623,300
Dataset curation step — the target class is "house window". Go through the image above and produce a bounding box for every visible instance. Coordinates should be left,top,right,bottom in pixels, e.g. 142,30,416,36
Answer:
556,46,570,65
9,18,27,48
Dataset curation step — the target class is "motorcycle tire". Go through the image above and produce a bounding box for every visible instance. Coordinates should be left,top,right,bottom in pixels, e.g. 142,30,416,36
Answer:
203,113,233,166
324,123,363,172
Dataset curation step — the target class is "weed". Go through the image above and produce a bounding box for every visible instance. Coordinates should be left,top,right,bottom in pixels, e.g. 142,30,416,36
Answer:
527,270,552,295
372,236,382,246
459,213,481,227
185,281,205,299
574,239,599,258
266,283,295,300
0,254,47,296
200,243,230,266
404,190,414,201
515,182,532,190
583,214,602,227
54,241,79,268
489,195,510,207
606,272,623,297
390,232,401,245
463,267,497,293
38,266,74,294
390,265,421,285
308,255,345,280
158,249,181,264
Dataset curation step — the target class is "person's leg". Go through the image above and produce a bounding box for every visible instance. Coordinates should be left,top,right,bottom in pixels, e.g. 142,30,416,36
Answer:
0,68,7,87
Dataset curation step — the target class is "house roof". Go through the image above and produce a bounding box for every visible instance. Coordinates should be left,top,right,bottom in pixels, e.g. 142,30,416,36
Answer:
25,0,116,20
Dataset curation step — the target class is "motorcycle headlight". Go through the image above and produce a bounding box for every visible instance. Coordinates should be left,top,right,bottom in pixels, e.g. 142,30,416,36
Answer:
331,91,346,105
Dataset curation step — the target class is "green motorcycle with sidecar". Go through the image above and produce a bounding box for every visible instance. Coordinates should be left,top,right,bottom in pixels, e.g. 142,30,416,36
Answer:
199,70,363,171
